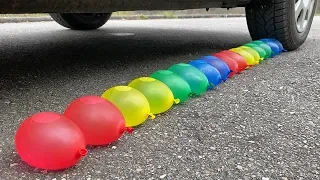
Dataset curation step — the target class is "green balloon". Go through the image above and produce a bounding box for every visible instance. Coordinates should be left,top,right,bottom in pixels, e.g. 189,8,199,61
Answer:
244,43,267,60
168,63,209,96
244,43,259,48
259,44,272,59
150,70,192,103
250,41,272,59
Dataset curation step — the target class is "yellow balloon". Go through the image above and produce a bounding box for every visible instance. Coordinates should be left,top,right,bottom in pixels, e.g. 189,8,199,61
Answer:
128,77,179,115
101,86,155,127
230,48,257,67
239,46,262,63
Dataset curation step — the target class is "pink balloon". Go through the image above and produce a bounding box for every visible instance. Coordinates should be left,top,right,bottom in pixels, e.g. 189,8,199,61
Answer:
15,112,87,170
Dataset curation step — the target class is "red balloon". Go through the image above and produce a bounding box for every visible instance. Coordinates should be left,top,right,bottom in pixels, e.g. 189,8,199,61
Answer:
64,96,133,146
219,50,249,71
213,52,239,77
15,112,87,170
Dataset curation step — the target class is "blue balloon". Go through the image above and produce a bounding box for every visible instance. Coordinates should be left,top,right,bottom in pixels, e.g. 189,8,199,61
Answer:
189,60,222,89
189,59,208,66
198,56,230,81
261,38,286,52
262,42,280,57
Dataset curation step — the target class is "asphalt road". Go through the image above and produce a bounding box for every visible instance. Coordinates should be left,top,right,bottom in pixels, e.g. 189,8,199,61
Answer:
0,17,320,180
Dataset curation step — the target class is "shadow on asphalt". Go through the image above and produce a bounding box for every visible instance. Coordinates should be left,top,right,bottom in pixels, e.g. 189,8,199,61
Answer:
0,26,250,93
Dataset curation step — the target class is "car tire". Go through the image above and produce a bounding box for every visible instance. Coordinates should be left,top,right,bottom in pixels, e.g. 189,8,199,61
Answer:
245,0,317,51
49,13,112,30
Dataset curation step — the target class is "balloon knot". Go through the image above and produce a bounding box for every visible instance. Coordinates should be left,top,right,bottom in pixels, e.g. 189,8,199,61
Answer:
188,92,197,97
208,83,215,89
125,127,134,134
148,113,155,120
174,99,180,104
78,149,88,156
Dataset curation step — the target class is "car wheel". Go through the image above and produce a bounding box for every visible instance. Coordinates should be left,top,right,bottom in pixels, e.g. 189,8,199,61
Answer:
49,13,112,30
245,0,317,51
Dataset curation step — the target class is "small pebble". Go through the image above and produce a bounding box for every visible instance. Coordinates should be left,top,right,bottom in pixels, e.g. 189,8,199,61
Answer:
10,163,18,167
308,121,315,127
160,174,167,179
236,165,243,170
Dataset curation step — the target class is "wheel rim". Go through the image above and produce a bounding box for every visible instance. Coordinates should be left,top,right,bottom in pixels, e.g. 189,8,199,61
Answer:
295,0,316,33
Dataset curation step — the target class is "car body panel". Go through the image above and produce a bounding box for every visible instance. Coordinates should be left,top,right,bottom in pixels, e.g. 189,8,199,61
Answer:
0,0,251,14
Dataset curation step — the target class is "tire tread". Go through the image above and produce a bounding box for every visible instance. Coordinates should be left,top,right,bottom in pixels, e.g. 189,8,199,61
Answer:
49,13,112,30
245,0,316,50
50,14,72,29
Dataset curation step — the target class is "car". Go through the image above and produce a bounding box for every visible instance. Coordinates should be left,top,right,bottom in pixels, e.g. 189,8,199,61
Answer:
0,0,317,51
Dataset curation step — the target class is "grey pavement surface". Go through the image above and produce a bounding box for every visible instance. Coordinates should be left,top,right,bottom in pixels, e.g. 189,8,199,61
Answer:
0,17,320,180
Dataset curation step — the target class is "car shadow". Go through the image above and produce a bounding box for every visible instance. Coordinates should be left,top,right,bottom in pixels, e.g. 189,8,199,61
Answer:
0,26,251,93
